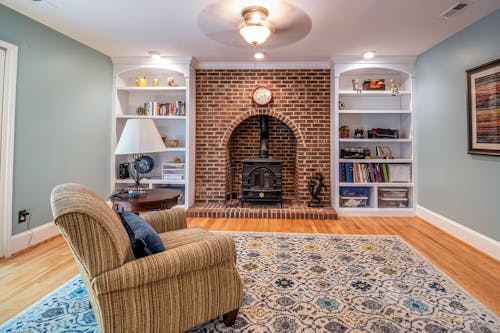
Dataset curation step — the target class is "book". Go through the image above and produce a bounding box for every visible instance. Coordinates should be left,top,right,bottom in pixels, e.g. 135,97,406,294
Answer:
382,164,389,182
345,163,352,183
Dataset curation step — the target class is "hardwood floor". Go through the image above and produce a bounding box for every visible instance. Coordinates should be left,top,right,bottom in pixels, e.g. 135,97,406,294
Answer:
1,216,499,325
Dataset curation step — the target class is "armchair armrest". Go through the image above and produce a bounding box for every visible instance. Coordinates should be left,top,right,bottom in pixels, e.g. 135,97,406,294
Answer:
141,207,187,233
91,234,237,294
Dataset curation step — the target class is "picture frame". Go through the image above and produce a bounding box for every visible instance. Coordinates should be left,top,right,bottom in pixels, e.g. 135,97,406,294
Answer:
466,58,500,156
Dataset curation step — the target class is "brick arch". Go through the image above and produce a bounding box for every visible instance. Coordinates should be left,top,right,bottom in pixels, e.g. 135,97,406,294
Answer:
221,109,305,148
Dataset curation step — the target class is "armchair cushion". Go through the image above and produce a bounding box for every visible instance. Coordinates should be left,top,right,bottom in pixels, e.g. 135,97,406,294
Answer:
120,212,165,258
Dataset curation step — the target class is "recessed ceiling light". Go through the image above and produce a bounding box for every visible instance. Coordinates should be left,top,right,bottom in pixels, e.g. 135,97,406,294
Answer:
148,51,161,59
363,51,376,59
254,52,264,60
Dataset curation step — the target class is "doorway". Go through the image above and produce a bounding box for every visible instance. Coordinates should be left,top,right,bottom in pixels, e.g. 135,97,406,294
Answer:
0,40,18,257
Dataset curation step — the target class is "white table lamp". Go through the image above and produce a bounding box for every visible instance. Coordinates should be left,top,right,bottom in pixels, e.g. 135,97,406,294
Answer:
115,119,167,195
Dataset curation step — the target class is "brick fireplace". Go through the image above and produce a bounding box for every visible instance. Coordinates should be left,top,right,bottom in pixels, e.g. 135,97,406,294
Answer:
190,69,336,219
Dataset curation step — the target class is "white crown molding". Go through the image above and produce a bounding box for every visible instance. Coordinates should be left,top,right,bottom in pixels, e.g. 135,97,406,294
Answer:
417,205,500,261
111,56,198,77
334,62,416,77
197,61,332,70
332,56,417,64
111,56,195,66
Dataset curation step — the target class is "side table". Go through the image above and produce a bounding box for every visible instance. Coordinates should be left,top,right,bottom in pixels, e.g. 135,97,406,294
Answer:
111,189,180,213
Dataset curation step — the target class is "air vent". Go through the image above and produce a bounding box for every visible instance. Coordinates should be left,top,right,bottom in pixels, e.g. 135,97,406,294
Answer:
440,2,472,19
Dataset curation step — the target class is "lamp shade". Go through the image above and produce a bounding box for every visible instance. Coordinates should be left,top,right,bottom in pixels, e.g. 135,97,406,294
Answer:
115,119,167,155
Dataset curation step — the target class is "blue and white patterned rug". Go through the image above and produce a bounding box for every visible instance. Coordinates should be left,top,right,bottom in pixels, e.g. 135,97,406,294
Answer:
1,232,498,332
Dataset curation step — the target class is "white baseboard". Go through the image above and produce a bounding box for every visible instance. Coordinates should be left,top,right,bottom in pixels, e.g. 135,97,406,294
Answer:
9,222,60,255
417,205,500,261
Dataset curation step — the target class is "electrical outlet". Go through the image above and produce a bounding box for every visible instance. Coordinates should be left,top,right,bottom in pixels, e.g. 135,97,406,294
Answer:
18,209,30,223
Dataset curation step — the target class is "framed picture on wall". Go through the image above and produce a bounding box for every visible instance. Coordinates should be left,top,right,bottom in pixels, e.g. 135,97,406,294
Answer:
466,58,500,156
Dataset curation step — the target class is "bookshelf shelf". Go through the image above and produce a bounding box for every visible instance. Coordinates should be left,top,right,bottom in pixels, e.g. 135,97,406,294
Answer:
339,182,413,187
338,110,411,114
339,159,412,163
117,86,187,92
116,115,186,120
339,138,412,143
111,58,196,208
165,147,186,152
338,90,410,96
334,64,416,216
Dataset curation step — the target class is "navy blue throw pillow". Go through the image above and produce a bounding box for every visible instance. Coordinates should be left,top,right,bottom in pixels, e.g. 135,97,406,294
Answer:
120,212,165,258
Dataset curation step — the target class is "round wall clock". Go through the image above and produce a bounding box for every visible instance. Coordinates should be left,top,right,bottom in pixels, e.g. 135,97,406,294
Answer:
252,86,273,106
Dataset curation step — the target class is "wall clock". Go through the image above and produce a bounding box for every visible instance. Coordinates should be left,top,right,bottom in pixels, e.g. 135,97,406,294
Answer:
252,86,273,106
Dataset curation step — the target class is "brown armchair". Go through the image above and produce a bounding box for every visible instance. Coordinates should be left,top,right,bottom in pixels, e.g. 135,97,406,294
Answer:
50,183,243,332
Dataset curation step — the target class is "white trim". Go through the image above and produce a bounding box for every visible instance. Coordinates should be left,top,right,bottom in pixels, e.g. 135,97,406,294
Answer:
417,205,500,261
0,40,18,258
197,61,332,70
335,62,415,76
9,222,60,255
332,56,417,64
111,56,195,66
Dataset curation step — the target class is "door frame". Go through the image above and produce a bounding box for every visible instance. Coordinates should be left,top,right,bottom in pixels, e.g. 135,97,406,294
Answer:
0,40,18,257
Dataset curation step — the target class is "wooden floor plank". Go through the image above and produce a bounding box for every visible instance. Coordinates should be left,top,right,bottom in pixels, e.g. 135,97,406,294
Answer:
0,216,498,325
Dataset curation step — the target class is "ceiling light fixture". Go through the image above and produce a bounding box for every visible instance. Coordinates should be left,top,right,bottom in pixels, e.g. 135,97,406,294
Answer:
254,52,264,60
148,51,161,59
239,6,275,46
363,51,376,59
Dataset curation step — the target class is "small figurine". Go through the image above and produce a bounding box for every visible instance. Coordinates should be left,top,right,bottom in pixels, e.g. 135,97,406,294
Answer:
376,146,394,159
338,101,345,110
340,125,350,138
308,172,326,207
390,79,399,96
352,79,362,93
354,128,364,139
136,76,147,87
167,77,176,87
136,106,146,115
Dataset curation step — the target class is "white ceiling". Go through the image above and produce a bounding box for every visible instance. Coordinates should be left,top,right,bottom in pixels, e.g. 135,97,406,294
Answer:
2,0,500,62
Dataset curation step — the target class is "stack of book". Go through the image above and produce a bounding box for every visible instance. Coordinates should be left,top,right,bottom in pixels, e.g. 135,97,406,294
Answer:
340,162,390,183
162,163,184,181
144,100,186,116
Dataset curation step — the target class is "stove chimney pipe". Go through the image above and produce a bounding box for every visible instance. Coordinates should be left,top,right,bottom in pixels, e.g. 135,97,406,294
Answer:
259,115,269,158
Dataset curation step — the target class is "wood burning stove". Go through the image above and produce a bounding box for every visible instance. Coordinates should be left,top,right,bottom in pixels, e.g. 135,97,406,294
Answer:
241,116,283,207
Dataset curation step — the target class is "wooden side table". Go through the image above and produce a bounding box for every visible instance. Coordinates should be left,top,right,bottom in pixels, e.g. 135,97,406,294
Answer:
111,189,180,213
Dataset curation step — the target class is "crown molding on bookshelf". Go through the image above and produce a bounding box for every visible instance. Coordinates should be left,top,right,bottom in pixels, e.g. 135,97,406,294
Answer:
197,61,332,70
111,56,196,66
332,56,417,64
333,58,416,78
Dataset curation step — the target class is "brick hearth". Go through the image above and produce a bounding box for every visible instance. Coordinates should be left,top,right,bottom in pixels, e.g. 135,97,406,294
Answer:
187,201,338,220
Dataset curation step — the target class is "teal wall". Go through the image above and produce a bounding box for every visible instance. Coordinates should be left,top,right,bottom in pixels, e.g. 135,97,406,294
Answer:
416,9,500,241
0,5,112,234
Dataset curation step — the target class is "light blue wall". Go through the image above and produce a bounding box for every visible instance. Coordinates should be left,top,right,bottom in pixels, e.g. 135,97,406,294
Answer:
0,5,112,234
416,9,500,241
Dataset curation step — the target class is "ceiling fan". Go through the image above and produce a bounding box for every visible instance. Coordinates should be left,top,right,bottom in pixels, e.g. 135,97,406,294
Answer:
197,0,312,49
31,0,59,9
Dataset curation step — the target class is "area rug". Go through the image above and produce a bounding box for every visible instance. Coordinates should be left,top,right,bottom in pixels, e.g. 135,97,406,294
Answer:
1,233,498,332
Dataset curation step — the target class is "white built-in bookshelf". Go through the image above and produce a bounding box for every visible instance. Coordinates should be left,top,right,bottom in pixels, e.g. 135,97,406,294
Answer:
111,57,196,209
333,63,416,216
